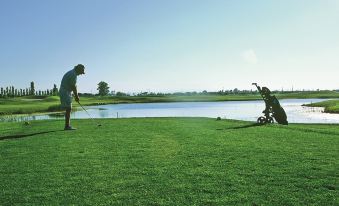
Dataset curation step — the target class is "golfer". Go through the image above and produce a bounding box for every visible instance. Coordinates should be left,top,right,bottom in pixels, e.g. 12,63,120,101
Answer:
60,64,85,130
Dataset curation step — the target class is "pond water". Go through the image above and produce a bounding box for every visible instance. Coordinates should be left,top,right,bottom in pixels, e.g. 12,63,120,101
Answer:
1,99,339,124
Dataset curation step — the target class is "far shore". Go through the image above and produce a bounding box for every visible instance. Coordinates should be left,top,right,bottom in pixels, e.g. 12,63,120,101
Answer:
1,91,339,116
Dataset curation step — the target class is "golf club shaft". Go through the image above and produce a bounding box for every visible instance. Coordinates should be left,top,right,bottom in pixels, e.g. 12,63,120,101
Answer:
78,102,92,118
78,102,100,125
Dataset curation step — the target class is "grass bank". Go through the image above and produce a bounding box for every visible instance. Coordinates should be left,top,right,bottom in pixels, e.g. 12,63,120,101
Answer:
1,90,339,115
305,100,339,113
0,118,337,205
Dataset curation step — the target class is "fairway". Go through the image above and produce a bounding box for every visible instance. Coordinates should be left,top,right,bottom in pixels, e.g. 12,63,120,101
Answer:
0,118,338,205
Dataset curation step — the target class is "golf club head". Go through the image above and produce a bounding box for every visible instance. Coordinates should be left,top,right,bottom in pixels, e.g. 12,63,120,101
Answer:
78,102,102,128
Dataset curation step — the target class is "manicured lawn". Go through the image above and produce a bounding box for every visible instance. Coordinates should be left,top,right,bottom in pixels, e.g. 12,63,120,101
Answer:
0,118,337,205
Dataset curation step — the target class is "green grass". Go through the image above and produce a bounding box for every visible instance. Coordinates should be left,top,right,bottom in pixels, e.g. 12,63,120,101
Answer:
1,90,339,115
0,118,337,205
306,100,339,113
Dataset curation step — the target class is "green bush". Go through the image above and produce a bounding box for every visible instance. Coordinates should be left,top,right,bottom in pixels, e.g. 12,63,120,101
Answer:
47,105,63,112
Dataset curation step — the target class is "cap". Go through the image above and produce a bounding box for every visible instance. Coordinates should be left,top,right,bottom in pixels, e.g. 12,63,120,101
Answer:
75,64,85,74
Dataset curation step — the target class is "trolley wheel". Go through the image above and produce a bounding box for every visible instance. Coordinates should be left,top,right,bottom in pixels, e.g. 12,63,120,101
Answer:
257,116,266,125
267,117,274,124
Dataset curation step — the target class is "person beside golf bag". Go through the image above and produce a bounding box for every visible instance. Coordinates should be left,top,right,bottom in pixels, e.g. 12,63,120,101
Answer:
59,64,85,130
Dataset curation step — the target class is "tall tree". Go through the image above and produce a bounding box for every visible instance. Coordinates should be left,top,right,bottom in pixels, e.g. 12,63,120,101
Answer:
30,82,35,96
52,84,58,96
97,81,110,96
11,86,14,97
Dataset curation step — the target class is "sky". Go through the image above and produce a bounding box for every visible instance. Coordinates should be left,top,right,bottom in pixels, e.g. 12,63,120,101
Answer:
0,0,338,93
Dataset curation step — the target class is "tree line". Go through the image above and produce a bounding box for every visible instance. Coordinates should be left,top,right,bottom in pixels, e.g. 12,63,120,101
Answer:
0,82,59,98
0,80,110,98
94,81,259,97
2,80,335,98
95,81,337,97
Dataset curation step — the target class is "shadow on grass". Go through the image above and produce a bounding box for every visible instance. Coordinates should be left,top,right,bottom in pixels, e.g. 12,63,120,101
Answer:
0,130,63,141
278,126,339,136
217,123,262,130
218,123,339,136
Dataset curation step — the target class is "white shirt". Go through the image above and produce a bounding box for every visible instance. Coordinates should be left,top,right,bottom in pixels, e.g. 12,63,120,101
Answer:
60,69,77,92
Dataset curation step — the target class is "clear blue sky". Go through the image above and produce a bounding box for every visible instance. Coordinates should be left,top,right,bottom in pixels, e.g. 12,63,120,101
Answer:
1,0,338,93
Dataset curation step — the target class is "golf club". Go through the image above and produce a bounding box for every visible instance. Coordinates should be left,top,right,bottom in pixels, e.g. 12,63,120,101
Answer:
77,102,102,127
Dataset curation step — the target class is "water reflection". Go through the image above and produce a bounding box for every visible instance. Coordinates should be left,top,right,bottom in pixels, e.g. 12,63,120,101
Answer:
1,99,339,124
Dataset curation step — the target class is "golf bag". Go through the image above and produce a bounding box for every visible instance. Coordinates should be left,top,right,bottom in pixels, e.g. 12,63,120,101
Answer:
252,83,288,125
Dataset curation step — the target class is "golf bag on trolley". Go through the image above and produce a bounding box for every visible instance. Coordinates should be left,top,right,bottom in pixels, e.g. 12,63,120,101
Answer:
252,83,288,125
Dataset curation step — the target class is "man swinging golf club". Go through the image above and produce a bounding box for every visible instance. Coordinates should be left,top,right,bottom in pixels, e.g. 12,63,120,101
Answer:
59,64,85,130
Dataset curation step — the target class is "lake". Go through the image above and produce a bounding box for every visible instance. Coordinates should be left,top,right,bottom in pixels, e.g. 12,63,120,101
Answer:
1,99,339,123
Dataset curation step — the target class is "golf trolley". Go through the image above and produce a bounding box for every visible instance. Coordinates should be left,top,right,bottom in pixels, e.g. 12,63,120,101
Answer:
252,83,288,125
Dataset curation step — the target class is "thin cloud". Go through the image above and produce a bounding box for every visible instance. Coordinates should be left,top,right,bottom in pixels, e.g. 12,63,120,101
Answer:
242,49,258,64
